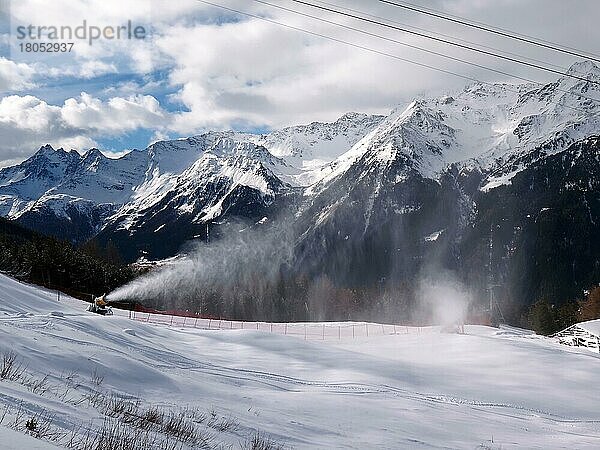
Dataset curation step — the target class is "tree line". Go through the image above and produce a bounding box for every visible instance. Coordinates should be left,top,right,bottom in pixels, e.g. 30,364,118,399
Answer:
527,286,600,335
0,217,137,301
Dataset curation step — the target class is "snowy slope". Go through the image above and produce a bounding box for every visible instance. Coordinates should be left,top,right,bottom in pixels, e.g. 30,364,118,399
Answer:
0,427,61,450
1,274,599,449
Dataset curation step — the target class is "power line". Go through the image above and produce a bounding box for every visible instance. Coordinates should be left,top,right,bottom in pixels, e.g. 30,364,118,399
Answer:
380,0,600,61
252,0,530,81
288,0,600,87
252,0,600,107
377,0,600,64
195,1,600,118
312,0,566,72
194,0,494,86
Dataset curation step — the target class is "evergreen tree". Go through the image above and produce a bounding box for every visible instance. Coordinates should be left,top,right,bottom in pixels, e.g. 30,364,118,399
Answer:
528,299,556,335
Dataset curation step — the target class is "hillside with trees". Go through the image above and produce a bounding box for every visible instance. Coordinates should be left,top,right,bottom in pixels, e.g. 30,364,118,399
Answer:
0,217,136,301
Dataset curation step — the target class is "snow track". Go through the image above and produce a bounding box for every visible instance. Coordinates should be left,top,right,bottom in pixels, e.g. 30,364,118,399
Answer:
1,274,600,449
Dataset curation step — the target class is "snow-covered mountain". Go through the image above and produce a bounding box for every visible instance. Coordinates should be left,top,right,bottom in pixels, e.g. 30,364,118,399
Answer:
253,112,384,185
293,60,600,305
0,112,381,246
95,135,297,260
308,60,600,196
0,135,228,241
0,145,144,240
0,61,599,306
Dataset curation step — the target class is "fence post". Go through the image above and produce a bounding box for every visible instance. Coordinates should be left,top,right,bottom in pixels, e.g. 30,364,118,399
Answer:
170,315,174,326
183,316,186,327
147,313,150,322
304,324,307,340
195,317,198,328
257,322,259,330
270,323,273,333
393,324,396,334
352,325,355,339
230,321,233,329
208,319,212,330
219,319,222,329
285,323,288,335
366,323,369,337
338,325,341,340
381,324,385,335
322,324,325,340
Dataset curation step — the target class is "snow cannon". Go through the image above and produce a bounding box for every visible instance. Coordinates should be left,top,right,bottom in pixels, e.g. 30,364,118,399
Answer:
87,294,114,316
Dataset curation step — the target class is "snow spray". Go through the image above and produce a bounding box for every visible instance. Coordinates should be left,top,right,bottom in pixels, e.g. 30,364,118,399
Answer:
414,269,473,327
106,218,295,309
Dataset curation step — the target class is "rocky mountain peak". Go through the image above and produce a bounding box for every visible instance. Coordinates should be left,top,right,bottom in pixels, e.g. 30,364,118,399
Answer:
566,60,600,77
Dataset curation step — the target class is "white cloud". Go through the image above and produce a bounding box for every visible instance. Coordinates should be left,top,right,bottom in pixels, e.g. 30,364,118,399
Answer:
0,57,36,92
0,92,168,163
79,60,118,78
156,14,458,133
148,130,170,146
53,135,99,153
60,92,166,132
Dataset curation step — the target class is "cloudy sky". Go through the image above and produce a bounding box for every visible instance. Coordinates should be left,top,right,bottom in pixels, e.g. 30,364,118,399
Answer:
0,0,598,167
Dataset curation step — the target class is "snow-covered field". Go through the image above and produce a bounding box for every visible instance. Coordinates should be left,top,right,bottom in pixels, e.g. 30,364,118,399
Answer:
0,273,599,449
